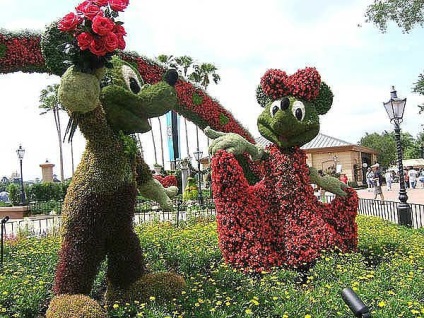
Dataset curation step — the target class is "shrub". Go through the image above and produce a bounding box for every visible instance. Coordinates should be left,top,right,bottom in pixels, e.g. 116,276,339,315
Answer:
46,294,107,318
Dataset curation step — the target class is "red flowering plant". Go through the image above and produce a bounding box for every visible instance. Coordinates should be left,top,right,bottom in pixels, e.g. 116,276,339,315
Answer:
57,0,129,73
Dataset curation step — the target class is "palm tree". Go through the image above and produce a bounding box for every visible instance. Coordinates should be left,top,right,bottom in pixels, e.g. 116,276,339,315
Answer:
148,119,158,164
175,55,194,77
189,62,221,90
157,54,177,69
157,116,165,168
39,84,66,182
174,55,194,158
189,62,221,149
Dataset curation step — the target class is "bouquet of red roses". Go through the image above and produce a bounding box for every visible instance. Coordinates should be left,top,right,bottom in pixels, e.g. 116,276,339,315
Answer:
58,0,129,72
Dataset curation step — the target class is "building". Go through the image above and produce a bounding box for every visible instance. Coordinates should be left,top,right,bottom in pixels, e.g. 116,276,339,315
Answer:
256,133,378,186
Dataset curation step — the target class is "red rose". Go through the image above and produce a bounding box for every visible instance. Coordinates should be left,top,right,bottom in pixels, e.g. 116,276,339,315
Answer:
92,15,114,36
58,12,81,31
113,23,127,36
89,37,107,56
116,33,126,50
76,32,94,50
76,1,101,20
94,0,109,6
103,32,118,52
109,0,129,12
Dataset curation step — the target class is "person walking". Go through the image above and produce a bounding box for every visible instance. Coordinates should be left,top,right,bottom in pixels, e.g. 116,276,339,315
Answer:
384,170,393,191
366,167,374,192
408,167,418,189
371,163,385,203
419,169,424,188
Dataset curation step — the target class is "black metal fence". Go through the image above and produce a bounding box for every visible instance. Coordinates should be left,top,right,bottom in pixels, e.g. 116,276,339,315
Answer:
324,194,424,229
4,198,217,238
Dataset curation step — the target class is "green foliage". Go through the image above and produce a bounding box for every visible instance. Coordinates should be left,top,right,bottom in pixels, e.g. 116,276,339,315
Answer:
191,91,203,106
364,0,424,33
182,177,198,201
255,84,271,108
27,182,66,202
413,73,424,114
118,132,138,158
41,20,75,76
0,216,423,317
6,183,20,206
218,112,230,126
359,131,397,167
0,43,6,58
47,294,107,318
314,82,334,115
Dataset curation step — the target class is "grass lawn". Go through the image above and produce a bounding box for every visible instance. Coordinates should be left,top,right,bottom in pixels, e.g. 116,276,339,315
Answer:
0,215,423,317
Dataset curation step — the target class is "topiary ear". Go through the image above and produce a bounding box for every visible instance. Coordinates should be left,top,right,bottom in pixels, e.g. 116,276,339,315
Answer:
41,20,74,76
314,82,333,115
255,84,271,108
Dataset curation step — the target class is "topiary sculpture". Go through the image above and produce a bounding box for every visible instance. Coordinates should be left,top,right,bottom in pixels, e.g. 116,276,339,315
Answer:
205,67,359,272
46,54,188,314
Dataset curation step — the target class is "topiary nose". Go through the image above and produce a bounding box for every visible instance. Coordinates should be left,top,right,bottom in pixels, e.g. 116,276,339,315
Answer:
280,97,290,110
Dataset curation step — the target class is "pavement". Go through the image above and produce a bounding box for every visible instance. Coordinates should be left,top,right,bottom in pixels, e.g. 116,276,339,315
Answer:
355,182,424,205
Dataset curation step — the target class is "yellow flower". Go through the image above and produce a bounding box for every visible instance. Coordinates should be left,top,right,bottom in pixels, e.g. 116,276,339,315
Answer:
113,303,119,309
149,296,156,301
245,309,253,315
305,315,312,318
378,301,386,308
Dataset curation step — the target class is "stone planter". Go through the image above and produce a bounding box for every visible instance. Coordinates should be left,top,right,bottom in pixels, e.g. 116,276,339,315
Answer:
0,206,29,219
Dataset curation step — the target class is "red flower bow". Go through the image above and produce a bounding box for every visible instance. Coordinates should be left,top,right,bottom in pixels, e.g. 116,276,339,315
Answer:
260,67,321,101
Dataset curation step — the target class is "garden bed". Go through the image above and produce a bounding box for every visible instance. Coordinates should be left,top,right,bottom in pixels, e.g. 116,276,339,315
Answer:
0,215,423,317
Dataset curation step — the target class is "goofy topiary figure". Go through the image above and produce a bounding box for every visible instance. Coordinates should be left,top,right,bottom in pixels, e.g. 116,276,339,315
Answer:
46,56,185,317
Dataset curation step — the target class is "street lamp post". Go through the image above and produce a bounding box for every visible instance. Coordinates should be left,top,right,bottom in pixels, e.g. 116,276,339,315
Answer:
193,150,204,206
383,86,411,227
16,144,26,206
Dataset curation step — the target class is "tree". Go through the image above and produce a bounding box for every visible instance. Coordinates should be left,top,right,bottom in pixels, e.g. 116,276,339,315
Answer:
39,84,66,182
148,119,158,165
364,0,424,33
188,62,221,150
365,1,424,118
358,130,419,168
189,63,221,90
174,55,194,158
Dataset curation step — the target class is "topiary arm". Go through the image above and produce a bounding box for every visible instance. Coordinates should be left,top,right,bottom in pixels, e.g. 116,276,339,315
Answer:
204,126,265,161
309,167,347,197
135,154,176,211
138,179,175,211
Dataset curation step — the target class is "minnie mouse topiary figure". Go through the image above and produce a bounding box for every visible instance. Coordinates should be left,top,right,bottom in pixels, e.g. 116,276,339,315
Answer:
205,67,359,272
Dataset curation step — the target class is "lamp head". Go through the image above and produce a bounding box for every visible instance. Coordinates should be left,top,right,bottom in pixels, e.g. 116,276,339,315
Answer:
16,144,25,160
193,150,203,161
383,86,407,124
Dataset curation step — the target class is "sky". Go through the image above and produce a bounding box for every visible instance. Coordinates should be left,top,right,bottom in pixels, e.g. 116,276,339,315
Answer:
1,0,424,181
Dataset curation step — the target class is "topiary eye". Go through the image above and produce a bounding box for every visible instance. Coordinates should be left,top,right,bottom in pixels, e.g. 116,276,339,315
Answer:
270,100,281,117
292,100,305,121
129,77,140,94
122,64,143,94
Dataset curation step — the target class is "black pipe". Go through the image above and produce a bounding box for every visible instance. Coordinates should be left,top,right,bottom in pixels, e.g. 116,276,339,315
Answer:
1,216,10,267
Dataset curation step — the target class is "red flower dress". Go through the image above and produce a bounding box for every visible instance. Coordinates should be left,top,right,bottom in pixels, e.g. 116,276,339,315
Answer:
211,145,358,272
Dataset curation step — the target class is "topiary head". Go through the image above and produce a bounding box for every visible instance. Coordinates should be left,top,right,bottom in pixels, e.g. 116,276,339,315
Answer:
256,67,333,149
100,56,179,134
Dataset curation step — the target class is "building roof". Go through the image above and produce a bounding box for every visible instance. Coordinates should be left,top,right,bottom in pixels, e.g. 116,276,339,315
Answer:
255,133,354,149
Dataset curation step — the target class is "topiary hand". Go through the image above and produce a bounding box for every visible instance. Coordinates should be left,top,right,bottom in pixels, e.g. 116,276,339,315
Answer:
204,126,264,160
309,167,347,197
58,66,104,114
